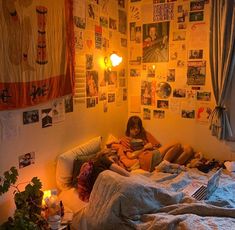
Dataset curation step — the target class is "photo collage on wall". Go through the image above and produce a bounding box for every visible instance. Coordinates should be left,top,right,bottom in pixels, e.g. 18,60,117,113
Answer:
128,0,212,124
73,0,128,111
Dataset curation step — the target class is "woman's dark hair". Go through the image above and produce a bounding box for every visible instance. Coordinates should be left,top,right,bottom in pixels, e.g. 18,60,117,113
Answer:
125,116,147,140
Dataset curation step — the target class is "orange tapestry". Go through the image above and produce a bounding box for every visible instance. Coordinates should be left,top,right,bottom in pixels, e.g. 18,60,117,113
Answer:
0,0,74,110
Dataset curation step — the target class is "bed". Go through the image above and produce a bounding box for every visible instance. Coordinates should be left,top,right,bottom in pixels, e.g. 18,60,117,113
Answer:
56,137,235,230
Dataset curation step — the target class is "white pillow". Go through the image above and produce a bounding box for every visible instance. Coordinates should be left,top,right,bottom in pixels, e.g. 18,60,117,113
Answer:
56,136,102,190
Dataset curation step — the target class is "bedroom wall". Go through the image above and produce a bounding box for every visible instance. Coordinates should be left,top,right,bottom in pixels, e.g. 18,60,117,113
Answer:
0,0,128,223
127,0,235,160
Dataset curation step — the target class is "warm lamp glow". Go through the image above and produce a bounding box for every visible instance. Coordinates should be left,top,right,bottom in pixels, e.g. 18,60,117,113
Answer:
42,189,52,206
110,53,123,67
104,52,123,71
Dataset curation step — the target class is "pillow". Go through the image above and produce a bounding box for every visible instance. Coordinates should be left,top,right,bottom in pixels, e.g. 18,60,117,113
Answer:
56,136,102,191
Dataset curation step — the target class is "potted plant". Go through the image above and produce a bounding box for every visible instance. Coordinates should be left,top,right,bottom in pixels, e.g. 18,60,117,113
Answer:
0,167,48,230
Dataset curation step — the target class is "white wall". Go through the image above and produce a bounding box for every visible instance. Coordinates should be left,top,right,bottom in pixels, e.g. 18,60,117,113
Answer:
127,0,235,161
0,0,129,223
0,100,127,223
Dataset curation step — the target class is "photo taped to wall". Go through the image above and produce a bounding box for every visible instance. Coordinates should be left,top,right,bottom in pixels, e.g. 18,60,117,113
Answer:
143,22,169,63
19,152,35,169
23,110,39,125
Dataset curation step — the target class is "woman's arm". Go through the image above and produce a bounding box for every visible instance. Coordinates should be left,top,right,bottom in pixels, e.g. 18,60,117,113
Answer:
110,163,130,177
146,131,161,148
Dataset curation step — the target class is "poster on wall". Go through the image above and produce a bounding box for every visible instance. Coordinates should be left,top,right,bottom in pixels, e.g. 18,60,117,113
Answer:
86,71,99,97
141,81,152,105
196,103,212,123
0,0,74,110
73,0,86,29
153,3,174,22
142,22,170,63
23,110,39,125
41,108,52,128
187,61,206,85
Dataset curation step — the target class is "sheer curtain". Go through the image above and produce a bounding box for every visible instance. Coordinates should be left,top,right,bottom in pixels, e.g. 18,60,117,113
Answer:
209,0,235,140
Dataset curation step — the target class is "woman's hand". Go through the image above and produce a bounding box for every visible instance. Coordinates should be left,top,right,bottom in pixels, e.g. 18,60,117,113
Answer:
143,142,153,150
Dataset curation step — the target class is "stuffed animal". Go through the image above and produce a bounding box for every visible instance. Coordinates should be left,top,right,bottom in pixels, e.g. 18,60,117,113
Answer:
187,152,204,168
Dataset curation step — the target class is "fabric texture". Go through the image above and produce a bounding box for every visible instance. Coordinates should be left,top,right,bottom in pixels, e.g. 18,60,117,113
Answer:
71,154,96,187
209,0,235,140
56,136,102,190
0,0,74,110
77,160,94,202
139,149,162,172
77,155,113,202
71,169,235,230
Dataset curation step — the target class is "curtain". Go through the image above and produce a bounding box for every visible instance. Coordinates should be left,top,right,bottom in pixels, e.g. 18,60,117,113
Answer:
209,0,235,140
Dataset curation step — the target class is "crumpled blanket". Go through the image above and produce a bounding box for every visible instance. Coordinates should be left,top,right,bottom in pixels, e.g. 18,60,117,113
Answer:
72,169,235,230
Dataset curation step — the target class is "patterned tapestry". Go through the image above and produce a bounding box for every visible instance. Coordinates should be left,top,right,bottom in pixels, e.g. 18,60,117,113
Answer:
0,0,74,110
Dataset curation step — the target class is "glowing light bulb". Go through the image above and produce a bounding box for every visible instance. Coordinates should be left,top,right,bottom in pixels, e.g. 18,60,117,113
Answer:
110,53,122,67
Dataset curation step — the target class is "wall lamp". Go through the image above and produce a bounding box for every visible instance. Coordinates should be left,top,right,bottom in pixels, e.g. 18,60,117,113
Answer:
104,52,123,71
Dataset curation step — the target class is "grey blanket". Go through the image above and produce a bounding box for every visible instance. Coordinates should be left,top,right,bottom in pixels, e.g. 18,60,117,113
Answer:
71,169,235,230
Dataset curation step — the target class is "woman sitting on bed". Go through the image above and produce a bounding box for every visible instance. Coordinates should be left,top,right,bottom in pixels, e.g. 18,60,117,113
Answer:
112,116,194,172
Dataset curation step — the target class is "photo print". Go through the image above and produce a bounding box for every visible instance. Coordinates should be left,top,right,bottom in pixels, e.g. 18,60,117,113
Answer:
141,81,152,105
64,95,74,113
167,69,175,82
135,26,141,43
52,99,65,123
108,71,117,86
99,89,107,101
147,65,156,78
153,109,165,119
189,11,204,22
87,2,99,22
196,104,213,123
173,88,186,98
119,68,126,77
173,31,186,41
157,99,169,109
95,25,102,49
87,97,96,108
100,16,108,28
181,109,195,119
41,108,52,128
187,61,206,85
130,68,141,77
86,54,93,70
153,2,174,22
108,93,115,103
130,22,136,41
189,50,203,59
143,108,151,120
86,70,99,97
118,10,127,34
196,91,211,101
23,110,39,125
19,152,35,169
143,22,170,63
73,0,86,29
109,18,117,30
190,0,205,11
